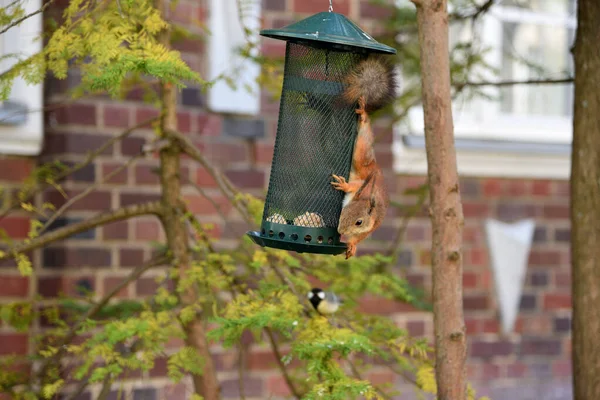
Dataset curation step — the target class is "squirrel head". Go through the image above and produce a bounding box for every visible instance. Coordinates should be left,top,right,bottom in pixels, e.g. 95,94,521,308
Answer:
337,196,377,236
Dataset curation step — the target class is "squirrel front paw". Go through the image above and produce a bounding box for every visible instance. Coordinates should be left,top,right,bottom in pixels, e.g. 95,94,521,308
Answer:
331,174,350,192
345,243,356,259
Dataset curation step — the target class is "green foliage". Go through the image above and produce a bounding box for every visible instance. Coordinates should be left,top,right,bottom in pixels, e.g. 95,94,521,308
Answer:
0,0,500,398
167,346,204,382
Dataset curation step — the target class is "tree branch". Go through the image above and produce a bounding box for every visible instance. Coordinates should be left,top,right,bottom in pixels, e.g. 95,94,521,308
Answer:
39,154,144,235
455,77,574,89
165,128,253,223
0,116,159,222
0,202,163,259
265,327,303,399
0,0,56,35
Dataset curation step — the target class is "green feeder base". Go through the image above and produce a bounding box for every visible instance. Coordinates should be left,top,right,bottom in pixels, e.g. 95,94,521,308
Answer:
246,231,347,255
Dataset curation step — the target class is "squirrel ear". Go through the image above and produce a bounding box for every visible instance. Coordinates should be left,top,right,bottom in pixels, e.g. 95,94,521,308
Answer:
369,196,376,214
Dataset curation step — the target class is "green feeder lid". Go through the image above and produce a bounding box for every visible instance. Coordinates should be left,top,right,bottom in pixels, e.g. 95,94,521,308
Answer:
260,12,396,55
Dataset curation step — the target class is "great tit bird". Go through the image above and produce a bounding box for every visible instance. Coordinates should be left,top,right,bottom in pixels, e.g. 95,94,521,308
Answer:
308,288,341,315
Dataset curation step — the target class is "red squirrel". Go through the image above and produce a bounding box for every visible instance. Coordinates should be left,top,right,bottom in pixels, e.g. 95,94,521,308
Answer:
331,56,396,259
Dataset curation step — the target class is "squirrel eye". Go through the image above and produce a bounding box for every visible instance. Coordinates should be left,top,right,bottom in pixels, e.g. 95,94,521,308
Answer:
355,220,363,226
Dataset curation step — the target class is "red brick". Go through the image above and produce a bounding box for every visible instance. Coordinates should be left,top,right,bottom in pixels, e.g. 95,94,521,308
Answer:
267,375,291,397
505,180,528,196
119,249,145,267
103,105,130,128
552,360,572,377
463,294,488,310
543,204,569,219
135,108,160,126
102,163,128,184
103,276,130,298
262,42,286,58
405,225,427,242
171,1,193,24
0,275,29,297
120,192,161,207
55,103,96,126
0,158,34,182
555,271,571,288
467,248,487,267
482,364,501,380
103,221,128,240
44,132,113,156
520,338,562,356
528,250,562,266
465,318,480,334
360,2,393,18
358,296,418,314
543,293,571,309
462,201,489,218
43,248,111,269
38,276,95,297
514,315,551,335
136,277,159,296
367,371,395,386
177,112,191,134
149,357,168,377
183,195,218,215
135,220,162,241
532,180,551,195
554,181,570,197
0,334,28,355
196,168,218,187
43,190,111,211
374,149,394,169
0,217,30,239
482,318,500,333
294,0,350,15
225,170,265,189
197,114,223,136
255,143,275,165
482,179,503,196
462,271,478,289
470,340,513,358
135,165,160,185
406,320,425,336
221,377,263,398
247,350,279,370
121,136,146,156
506,362,528,378
207,143,247,165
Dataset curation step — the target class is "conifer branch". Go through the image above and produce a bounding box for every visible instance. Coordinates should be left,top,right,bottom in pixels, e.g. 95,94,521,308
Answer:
36,254,170,388
0,202,163,259
0,0,56,36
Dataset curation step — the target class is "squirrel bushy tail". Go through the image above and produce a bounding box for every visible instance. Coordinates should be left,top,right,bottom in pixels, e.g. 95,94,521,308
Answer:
342,56,397,113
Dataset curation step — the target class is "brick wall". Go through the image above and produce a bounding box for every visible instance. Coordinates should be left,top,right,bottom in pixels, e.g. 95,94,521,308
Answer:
0,0,572,399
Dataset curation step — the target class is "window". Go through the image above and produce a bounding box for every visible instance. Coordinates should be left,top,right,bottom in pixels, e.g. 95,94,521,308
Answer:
0,0,44,155
207,0,261,115
394,0,576,178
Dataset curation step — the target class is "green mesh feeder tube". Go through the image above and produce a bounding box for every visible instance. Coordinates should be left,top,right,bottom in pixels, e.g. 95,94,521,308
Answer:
246,11,396,255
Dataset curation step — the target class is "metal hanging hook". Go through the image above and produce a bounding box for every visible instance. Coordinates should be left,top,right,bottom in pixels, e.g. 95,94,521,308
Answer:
328,0,333,12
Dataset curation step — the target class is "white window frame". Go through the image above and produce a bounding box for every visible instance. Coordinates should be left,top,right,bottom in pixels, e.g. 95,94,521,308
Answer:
0,0,44,156
394,1,575,179
207,0,261,116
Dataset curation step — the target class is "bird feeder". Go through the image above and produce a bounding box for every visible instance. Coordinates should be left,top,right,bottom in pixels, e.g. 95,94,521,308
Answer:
246,7,396,255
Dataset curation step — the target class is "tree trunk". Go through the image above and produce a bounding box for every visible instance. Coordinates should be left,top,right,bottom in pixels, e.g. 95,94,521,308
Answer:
157,2,220,399
411,0,467,398
571,1,600,399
